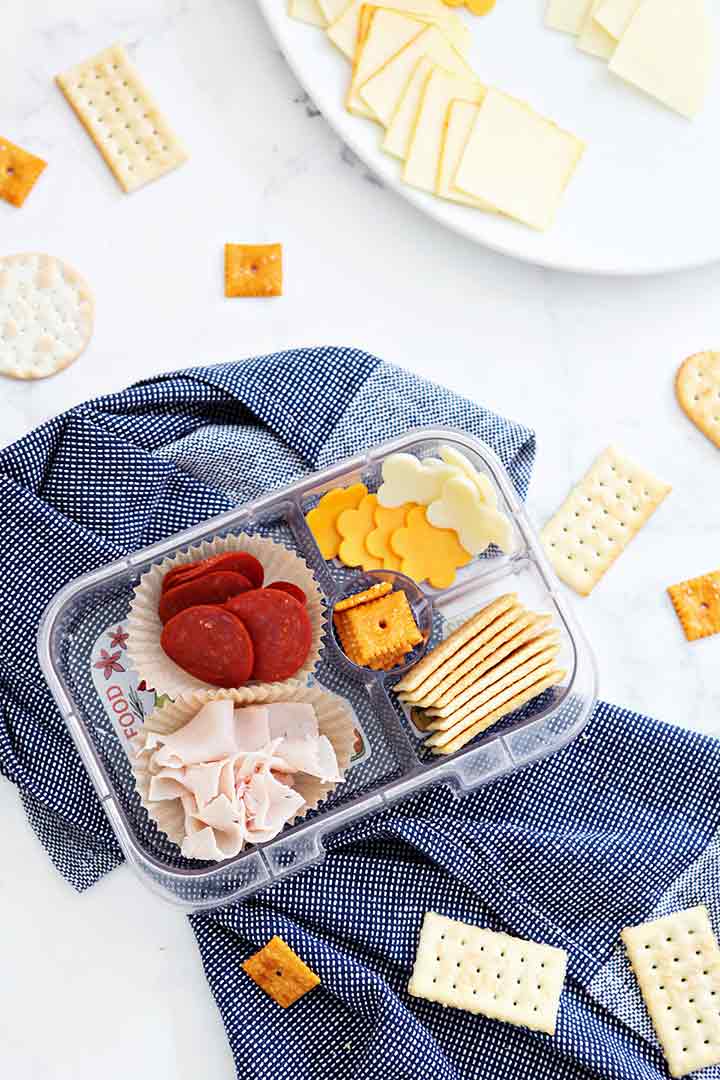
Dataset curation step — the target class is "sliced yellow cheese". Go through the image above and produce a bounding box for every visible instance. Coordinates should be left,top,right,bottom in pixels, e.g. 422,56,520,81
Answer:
328,0,469,61
403,68,485,193
437,99,495,211
317,0,352,22
383,55,435,158
454,88,585,231
545,0,592,35
577,0,616,57
594,0,641,38
289,0,328,26
360,23,475,126
347,9,425,118
608,0,714,118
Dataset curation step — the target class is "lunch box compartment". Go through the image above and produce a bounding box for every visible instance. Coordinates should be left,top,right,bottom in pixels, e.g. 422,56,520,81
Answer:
38,428,597,909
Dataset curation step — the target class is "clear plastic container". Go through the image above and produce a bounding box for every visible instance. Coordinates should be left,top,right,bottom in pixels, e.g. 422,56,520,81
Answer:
37,428,597,910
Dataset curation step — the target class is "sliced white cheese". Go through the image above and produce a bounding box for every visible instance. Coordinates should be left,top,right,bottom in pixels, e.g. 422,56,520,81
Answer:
545,0,592,35
347,9,425,118
577,0,616,57
437,99,495,211
383,55,435,158
608,0,714,118
594,0,641,39
317,0,352,21
328,0,469,61
454,88,585,231
289,0,328,27
403,68,485,193
361,24,475,127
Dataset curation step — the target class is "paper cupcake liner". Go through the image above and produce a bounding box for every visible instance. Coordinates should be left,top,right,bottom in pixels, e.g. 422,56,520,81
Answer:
131,682,356,856
127,533,325,699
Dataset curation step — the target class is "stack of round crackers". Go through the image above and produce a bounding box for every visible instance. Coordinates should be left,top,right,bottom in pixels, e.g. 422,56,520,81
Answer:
395,593,565,755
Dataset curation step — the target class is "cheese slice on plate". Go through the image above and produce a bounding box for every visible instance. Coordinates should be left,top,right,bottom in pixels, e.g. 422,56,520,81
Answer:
608,0,715,118
404,69,485,193
454,89,585,230
383,55,435,157
317,0,351,21
289,0,328,27
347,8,425,117
328,0,469,60
594,0,641,39
577,0,617,57
360,23,475,126
545,0,592,35
437,100,495,211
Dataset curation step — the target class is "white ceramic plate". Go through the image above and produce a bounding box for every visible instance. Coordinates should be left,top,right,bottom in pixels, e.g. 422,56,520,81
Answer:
256,0,720,275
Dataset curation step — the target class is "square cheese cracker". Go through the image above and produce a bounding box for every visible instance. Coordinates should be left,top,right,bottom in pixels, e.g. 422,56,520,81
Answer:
454,89,585,231
622,906,720,1077
409,912,567,1034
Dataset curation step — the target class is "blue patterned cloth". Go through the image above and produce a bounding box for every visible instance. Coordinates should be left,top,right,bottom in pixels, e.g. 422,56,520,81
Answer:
1,347,719,1080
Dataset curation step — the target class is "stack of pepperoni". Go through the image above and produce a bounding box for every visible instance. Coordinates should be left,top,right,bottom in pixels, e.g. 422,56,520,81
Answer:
158,552,313,688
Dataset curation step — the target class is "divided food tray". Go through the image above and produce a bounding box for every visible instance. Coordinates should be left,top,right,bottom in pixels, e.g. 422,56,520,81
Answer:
37,427,597,910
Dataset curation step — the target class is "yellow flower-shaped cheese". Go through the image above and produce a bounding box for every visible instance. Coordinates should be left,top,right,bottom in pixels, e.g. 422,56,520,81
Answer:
366,502,417,570
390,506,472,589
337,493,383,570
305,482,367,560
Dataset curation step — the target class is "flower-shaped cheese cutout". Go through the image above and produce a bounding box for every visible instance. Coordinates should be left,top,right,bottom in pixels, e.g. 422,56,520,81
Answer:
427,475,514,556
366,502,417,570
390,506,472,589
305,482,367,559
377,453,456,508
439,445,497,507
337,493,383,570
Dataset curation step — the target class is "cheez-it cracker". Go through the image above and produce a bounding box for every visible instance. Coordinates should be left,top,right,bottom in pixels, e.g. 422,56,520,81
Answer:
242,936,320,1008
225,243,282,297
668,569,720,642
0,137,47,208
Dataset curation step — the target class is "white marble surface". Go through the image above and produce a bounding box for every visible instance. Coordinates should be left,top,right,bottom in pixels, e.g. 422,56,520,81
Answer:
2,1,720,1076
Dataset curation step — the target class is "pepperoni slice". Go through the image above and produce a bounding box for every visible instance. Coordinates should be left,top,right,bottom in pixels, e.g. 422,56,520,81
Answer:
161,552,264,594
161,605,254,687
225,589,312,682
158,571,253,624
266,581,307,605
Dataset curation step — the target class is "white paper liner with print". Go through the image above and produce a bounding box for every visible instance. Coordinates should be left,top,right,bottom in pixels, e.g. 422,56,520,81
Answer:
127,533,326,698
131,682,356,860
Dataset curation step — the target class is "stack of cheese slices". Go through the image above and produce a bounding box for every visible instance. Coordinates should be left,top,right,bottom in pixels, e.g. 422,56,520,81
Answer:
546,0,714,119
288,0,585,231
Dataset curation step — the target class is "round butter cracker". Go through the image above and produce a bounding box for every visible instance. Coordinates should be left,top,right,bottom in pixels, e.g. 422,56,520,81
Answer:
0,253,94,380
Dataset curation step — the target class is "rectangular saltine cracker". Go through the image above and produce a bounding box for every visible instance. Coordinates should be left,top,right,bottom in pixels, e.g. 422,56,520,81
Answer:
394,593,517,694
540,445,671,596
56,44,187,194
409,912,567,1034
622,906,720,1077
398,604,529,704
428,670,565,755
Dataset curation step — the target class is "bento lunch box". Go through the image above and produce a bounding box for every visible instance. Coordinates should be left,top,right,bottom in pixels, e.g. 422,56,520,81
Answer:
37,427,597,910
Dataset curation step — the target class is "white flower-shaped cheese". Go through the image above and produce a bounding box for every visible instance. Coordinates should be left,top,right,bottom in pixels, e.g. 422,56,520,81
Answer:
377,452,457,508
439,445,497,507
427,475,514,556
